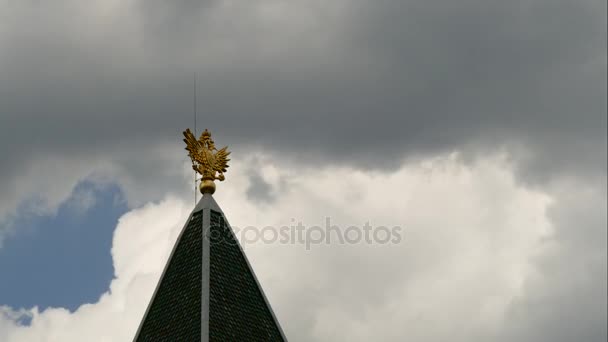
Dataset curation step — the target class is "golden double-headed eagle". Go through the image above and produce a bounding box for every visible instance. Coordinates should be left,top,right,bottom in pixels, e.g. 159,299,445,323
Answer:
183,128,230,194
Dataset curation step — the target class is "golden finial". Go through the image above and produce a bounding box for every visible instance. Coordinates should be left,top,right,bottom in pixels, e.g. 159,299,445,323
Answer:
183,128,231,195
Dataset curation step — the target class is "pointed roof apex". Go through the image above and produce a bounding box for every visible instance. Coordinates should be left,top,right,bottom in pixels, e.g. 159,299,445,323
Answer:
134,193,287,341
193,193,223,213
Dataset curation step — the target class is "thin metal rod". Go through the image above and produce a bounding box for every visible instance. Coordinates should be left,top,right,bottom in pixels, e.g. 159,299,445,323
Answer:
194,72,198,205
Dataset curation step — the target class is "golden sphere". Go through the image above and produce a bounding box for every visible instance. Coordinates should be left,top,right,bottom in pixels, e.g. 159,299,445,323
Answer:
200,179,216,195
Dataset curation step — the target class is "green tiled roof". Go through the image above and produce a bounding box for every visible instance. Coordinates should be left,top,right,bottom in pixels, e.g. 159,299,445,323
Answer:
209,210,285,341
135,210,202,341
133,196,286,342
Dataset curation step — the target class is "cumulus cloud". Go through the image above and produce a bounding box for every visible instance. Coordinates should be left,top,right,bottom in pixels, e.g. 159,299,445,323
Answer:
0,153,567,342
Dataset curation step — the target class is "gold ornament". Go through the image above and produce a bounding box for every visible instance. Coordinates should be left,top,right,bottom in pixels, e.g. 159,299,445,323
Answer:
183,128,231,194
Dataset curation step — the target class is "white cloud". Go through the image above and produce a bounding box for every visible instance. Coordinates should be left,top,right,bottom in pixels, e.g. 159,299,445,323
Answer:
221,153,553,341
0,155,550,342
0,152,561,341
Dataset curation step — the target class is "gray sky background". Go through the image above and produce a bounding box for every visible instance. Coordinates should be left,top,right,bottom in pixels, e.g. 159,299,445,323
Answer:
0,0,606,341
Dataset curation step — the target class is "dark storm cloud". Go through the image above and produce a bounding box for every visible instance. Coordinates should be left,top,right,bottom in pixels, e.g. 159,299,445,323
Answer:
1,0,605,182
246,171,275,204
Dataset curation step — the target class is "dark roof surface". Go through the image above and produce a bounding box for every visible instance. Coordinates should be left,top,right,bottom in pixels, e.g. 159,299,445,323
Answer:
135,210,202,341
209,209,285,342
133,196,286,341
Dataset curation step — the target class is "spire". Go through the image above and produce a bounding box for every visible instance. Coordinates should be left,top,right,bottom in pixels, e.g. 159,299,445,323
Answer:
133,130,286,341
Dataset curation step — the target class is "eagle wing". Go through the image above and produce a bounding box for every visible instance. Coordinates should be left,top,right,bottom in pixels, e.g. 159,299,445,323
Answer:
183,129,206,167
214,146,231,172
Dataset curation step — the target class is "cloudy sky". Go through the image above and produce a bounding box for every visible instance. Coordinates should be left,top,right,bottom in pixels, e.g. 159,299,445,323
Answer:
0,0,606,341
